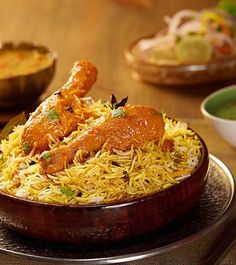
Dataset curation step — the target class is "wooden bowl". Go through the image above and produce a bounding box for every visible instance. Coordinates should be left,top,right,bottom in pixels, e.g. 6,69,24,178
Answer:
0,130,209,244
125,34,236,86
0,42,56,109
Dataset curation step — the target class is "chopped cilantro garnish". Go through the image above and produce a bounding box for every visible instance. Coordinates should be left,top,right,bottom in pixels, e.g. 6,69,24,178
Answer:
22,142,31,152
60,187,75,198
218,0,236,19
112,108,125,117
41,152,52,161
112,103,117,109
45,110,60,120
159,111,164,117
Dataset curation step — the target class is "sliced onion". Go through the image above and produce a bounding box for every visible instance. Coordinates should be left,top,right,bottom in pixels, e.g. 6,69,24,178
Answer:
177,20,205,36
137,35,171,51
138,10,201,52
136,7,236,63
167,10,200,43
164,15,171,25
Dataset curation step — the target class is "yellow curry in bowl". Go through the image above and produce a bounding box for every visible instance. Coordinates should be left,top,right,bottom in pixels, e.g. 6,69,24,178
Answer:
0,49,53,79
0,42,56,110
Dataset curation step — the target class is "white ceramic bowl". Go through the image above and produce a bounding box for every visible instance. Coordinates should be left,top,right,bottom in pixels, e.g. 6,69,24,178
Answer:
200,85,236,148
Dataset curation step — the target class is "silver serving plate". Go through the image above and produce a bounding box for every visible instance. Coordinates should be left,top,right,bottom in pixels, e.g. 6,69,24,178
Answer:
0,154,234,264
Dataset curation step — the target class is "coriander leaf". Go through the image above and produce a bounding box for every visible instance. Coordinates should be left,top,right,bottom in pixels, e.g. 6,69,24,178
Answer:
112,103,117,109
45,110,60,120
218,0,236,19
41,152,52,161
112,108,125,117
22,142,31,152
60,187,75,198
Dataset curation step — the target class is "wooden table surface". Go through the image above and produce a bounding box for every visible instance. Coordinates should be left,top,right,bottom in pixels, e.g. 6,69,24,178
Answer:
0,1,236,264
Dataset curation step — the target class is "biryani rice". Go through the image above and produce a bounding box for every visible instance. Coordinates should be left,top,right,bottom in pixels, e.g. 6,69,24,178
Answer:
0,100,202,205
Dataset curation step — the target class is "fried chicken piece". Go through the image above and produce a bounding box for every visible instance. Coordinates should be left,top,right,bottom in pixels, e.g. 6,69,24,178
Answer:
21,61,98,155
39,105,165,174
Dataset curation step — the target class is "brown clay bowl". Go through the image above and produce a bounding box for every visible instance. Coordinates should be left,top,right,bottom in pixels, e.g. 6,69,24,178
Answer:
0,129,209,244
0,42,57,109
125,33,236,86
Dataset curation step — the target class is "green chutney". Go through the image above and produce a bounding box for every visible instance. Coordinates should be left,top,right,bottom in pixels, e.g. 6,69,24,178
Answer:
214,99,236,120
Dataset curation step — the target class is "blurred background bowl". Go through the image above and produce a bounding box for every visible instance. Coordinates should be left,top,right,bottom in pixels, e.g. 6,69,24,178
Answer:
201,85,236,148
0,42,56,110
125,34,236,86
0,129,209,244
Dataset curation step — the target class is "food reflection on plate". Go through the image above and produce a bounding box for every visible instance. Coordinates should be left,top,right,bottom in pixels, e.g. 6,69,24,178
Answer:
0,61,209,243
137,2,236,65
